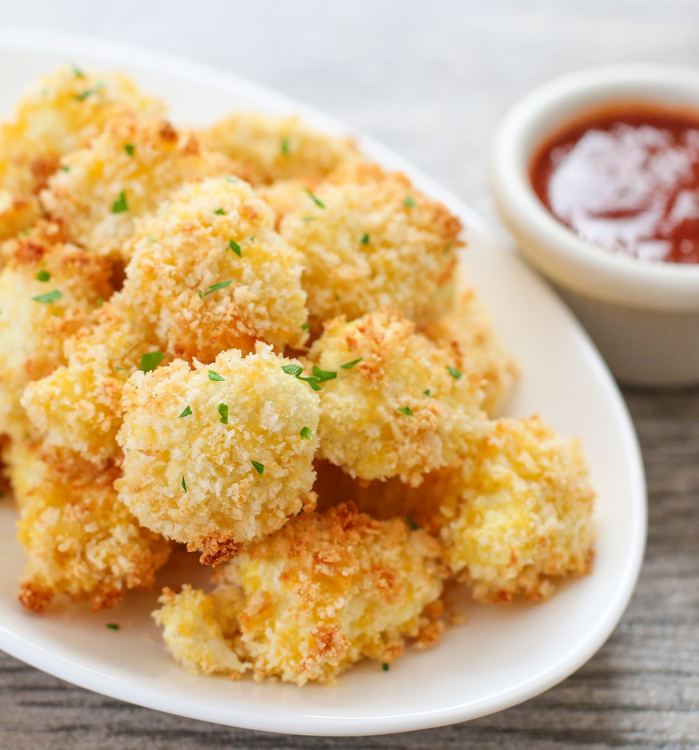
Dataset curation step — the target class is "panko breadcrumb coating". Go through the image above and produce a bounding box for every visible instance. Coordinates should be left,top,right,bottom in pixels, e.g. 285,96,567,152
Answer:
203,112,358,185
308,308,485,485
0,192,41,244
116,344,320,564
17,452,171,612
40,117,245,260
121,176,309,362
154,503,446,685
21,300,163,467
437,416,595,602
0,66,163,196
0,234,113,440
423,285,519,416
278,162,461,328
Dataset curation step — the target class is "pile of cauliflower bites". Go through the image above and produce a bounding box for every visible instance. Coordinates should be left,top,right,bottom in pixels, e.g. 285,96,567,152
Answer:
0,67,595,686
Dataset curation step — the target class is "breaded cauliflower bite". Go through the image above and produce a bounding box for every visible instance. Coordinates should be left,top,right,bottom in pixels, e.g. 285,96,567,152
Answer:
0,192,41,243
17,453,171,612
277,162,461,328
116,344,320,564
308,308,485,485
22,299,163,467
0,234,113,439
154,503,446,685
203,112,358,185
40,117,243,260
0,66,163,196
423,285,519,416
437,416,596,602
121,177,309,362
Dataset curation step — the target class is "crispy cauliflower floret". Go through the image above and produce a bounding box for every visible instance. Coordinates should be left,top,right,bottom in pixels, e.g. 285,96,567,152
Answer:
0,192,41,243
116,345,320,564
17,455,171,612
437,416,595,602
1,429,46,510
40,118,245,260
0,234,113,439
308,308,485,485
423,285,519,416
203,112,358,185
121,176,309,361
0,66,163,196
278,162,461,328
154,585,248,678
21,300,162,466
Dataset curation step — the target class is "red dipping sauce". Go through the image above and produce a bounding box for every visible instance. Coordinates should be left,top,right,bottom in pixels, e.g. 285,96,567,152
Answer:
530,104,699,264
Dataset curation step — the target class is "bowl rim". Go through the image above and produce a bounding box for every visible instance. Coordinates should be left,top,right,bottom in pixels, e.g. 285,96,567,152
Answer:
491,63,699,312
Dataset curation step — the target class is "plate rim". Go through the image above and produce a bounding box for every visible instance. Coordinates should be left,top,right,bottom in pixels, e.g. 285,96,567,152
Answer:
0,27,647,737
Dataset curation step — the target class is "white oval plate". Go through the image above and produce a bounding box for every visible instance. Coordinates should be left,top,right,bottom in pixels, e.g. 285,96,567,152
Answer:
0,28,646,737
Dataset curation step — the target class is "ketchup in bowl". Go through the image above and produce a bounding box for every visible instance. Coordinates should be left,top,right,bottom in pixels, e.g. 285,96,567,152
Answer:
530,104,699,264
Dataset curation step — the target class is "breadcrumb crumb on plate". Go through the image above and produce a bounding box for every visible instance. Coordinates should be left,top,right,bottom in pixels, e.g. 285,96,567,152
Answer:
0,33,645,737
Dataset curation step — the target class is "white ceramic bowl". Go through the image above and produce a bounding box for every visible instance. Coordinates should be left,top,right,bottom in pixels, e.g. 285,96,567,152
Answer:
491,64,699,387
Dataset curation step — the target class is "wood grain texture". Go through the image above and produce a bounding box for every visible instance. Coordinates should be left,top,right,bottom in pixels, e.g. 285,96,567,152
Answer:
1,1,699,747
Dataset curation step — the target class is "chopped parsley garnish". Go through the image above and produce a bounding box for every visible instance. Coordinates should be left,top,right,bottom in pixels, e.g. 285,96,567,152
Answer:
302,216,316,222
204,280,232,296
106,623,119,631
406,516,419,531
303,187,325,208
404,195,415,208
124,143,135,156
74,81,103,101
299,375,321,391
197,289,203,299
312,364,337,383
36,269,50,282
301,323,310,331
214,208,226,215
361,234,369,245
32,290,62,304
282,364,303,376
225,176,239,183
341,358,363,370
300,426,313,440
207,370,225,381
72,65,85,78
423,389,431,396
447,366,462,380
217,403,229,424
61,165,71,172
228,240,242,257
112,191,128,213
382,663,390,672
178,406,192,418
146,235,156,243
397,406,413,416
97,298,105,307
443,242,453,255
251,461,264,476
181,476,187,492
140,351,164,373
114,366,124,371
280,136,290,155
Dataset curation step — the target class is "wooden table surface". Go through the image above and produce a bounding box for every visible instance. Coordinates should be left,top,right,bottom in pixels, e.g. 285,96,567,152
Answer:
1,1,698,748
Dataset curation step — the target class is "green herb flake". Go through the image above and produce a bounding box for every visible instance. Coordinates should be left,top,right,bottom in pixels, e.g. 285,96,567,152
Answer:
404,195,415,208
112,191,128,213
282,364,303,377
299,375,322,391
303,187,325,209
114,366,125,371
341,357,363,370
124,143,135,157
301,323,310,331
302,216,316,222
72,65,85,78
31,290,62,304
204,280,232,296
106,623,119,631
406,516,419,531
225,176,239,183
447,366,462,380
382,663,390,672
423,389,431,396
361,234,369,245
397,406,413,416
36,269,50,282
228,240,242,257
300,426,313,440
61,165,71,172
312,364,337,383
217,403,229,424
251,461,264,476
443,242,453,255
181,476,187,493
74,81,103,101
280,136,290,155
208,370,225,382
214,208,226,215
197,289,203,299
140,351,165,373
178,405,192,419
97,298,105,307
146,235,156,243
